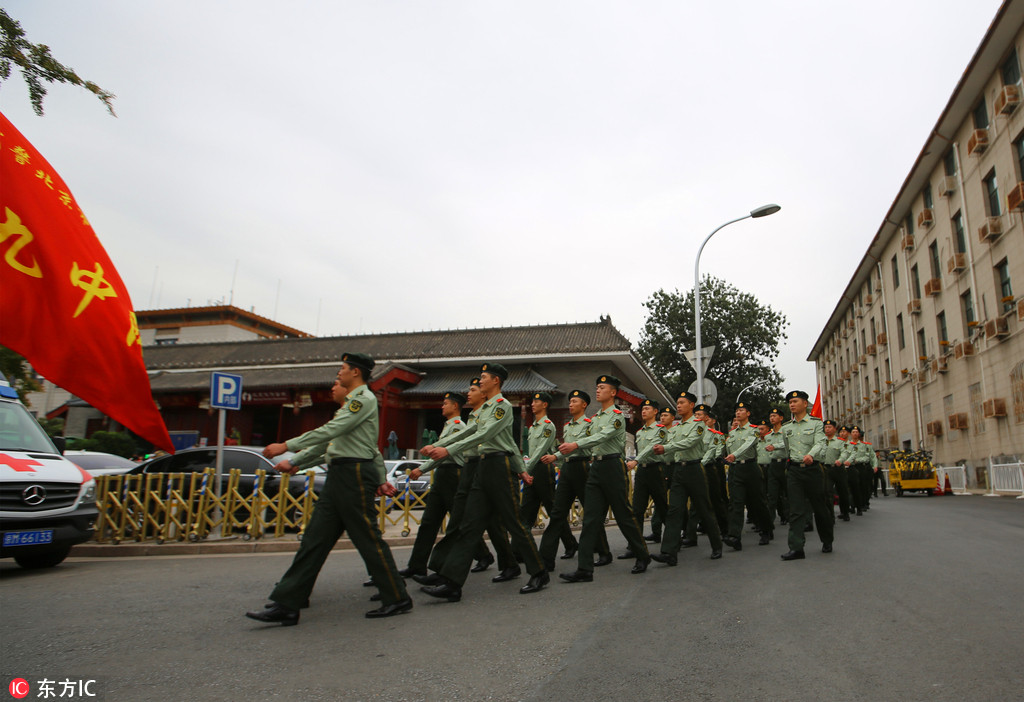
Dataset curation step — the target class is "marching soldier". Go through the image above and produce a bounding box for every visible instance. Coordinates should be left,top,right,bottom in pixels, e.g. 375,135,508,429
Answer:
722,404,773,550
413,378,517,586
421,363,549,601
537,389,611,572
773,390,833,560
625,399,670,554
246,353,412,624
399,391,467,577
645,406,679,542
559,375,650,582
840,426,868,516
692,404,729,538
764,406,790,526
650,391,724,565
516,392,577,566
822,420,851,522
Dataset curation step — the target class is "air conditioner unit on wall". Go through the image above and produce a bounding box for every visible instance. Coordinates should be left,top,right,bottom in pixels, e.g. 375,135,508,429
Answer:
995,84,1021,115
982,398,1007,418
954,340,975,359
917,209,934,229
908,299,922,315
947,413,969,431
930,357,948,374
939,176,957,197
1018,299,1024,322
924,278,942,296
947,253,967,274
985,317,1009,340
877,332,888,346
1007,182,1024,211
901,233,916,251
867,344,877,356
926,420,943,437
978,216,1003,243
967,128,989,156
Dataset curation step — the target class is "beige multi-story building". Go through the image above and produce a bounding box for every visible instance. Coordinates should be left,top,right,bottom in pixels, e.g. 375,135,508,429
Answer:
808,1,1024,485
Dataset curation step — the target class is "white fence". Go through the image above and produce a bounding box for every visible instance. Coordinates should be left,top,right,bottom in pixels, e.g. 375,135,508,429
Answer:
985,461,1024,499
935,465,971,495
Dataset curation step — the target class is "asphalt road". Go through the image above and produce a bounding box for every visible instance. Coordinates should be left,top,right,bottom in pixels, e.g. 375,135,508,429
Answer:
2,494,1022,702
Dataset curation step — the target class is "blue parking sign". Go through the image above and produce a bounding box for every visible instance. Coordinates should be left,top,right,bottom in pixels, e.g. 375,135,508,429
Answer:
210,372,243,410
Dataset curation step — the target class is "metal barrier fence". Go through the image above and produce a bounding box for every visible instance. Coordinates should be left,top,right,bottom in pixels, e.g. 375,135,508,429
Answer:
934,465,971,495
92,469,591,544
985,461,1024,499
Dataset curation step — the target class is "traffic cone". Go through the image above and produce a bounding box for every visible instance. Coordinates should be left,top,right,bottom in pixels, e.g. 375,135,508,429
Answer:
934,473,944,495
944,474,953,495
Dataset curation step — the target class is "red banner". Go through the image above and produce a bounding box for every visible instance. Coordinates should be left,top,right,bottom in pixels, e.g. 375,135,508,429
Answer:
0,111,173,452
810,384,823,419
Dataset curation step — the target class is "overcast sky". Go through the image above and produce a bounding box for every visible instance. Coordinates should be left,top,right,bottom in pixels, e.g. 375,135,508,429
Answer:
0,1,1006,396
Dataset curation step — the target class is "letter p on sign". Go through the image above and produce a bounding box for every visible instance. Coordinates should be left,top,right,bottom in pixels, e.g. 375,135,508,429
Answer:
210,372,243,410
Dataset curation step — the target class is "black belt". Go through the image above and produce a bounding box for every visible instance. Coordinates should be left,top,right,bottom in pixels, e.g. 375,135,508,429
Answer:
733,459,755,465
679,459,701,467
329,457,372,466
591,454,623,462
637,462,658,469
480,451,512,459
564,456,589,464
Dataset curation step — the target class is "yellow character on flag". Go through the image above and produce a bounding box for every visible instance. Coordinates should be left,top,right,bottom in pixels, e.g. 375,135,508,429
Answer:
10,146,31,165
126,311,141,347
0,207,43,278
70,261,117,318
35,170,54,189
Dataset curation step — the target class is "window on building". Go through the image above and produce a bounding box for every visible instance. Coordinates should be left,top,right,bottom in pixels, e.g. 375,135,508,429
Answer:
904,213,914,237
911,264,922,299
1015,134,1024,180
923,183,933,210
873,367,880,393
952,211,966,254
897,314,905,350
870,317,877,342
961,289,975,327
929,241,941,280
969,382,985,435
885,359,892,384
984,169,1001,216
891,254,900,289
937,311,948,345
1011,361,1024,424
1001,48,1021,86
917,328,927,361
973,100,990,130
944,149,957,176
995,258,1013,313
860,330,867,353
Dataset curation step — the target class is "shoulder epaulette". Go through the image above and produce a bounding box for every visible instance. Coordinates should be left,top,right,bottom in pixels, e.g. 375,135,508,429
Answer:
656,423,664,427
496,398,504,403
711,429,724,435
544,418,551,423
864,441,873,445
613,408,622,414
584,418,592,423
453,420,461,424
810,416,822,422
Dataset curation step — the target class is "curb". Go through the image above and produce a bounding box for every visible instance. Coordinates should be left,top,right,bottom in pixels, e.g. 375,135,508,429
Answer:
71,535,419,558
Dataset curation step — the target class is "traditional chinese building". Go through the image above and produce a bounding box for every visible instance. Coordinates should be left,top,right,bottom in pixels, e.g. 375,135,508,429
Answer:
143,317,672,455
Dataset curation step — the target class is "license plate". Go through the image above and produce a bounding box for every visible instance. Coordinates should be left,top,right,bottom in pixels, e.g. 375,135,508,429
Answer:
2,529,54,547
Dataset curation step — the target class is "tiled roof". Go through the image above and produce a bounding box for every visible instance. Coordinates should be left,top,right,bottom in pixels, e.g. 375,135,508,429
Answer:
141,318,632,371
401,368,558,396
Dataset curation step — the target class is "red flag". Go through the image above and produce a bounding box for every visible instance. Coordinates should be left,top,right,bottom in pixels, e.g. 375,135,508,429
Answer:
810,384,823,419
0,111,173,452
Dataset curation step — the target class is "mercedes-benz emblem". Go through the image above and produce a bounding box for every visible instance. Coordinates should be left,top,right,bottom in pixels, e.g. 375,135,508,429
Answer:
22,485,46,506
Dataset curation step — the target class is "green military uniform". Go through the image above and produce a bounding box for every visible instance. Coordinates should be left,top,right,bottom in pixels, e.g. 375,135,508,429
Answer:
570,393,649,572
631,414,670,542
724,419,773,544
518,407,577,558
427,401,516,574
538,405,610,566
839,431,875,514
658,411,723,558
687,424,729,539
821,421,851,521
778,398,833,553
435,391,545,587
764,424,789,525
404,411,465,574
269,381,408,609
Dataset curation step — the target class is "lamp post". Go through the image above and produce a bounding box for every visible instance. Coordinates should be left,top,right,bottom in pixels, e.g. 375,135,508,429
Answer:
694,203,781,404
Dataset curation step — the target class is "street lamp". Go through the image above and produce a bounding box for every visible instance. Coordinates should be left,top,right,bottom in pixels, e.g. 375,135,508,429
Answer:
694,204,781,404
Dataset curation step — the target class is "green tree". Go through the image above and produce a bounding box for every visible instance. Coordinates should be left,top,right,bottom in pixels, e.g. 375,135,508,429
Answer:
77,430,137,458
36,416,64,438
0,9,115,116
638,276,788,424
0,345,42,404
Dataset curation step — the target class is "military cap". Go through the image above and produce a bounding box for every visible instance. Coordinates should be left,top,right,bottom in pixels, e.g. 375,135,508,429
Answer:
532,391,553,404
787,390,810,401
660,407,675,416
678,391,696,403
823,419,837,427
569,389,591,404
641,399,658,409
341,352,374,375
769,406,784,416
695,403,714,417
850,425,862,434
596,374,621,388
480,362,509,381
444,391,467,405
839,425,850,432
736,401,752,411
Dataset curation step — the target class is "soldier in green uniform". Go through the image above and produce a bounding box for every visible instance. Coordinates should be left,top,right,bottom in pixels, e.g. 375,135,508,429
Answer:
626,399,670,549
537,390,611,572
650,392,724,565
722,403,773,550
822,420,851,522
413,378,518,587
421,363,549,601
516,392,577,567
764,406,790,526
246,353,412,624
840,426,874,515
559,375,650,582
773,390,833,560
644,406,678,542
398,391,467,577
689,404,729,539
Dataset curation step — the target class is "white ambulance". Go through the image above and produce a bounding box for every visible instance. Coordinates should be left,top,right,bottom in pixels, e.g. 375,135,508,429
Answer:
0,376,97,568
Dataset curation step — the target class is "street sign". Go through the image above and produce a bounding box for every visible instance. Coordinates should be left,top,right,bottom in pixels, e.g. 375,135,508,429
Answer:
210,372,243,410
683,346,716,377
688,378,718,407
